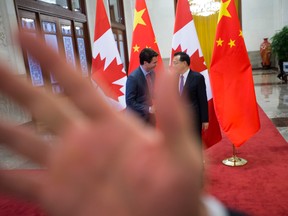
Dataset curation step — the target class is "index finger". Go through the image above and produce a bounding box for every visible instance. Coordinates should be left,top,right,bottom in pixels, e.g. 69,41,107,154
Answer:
18,32,114,121
0,62,74,132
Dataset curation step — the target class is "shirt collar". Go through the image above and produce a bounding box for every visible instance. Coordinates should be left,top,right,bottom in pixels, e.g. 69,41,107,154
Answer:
180,68,190,80
140,65,151,76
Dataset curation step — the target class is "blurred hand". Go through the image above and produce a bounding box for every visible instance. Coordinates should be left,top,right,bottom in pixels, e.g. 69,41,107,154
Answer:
0,32,204,216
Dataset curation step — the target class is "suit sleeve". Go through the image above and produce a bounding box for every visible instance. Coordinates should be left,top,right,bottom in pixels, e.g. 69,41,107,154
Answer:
125,75,149,116
197,75,209,123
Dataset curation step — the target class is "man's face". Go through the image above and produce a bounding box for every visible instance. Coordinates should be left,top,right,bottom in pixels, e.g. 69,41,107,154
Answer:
144,56,158,71
172,55,186,75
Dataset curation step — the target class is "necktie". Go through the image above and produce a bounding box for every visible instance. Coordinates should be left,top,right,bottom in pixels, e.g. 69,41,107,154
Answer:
180,74,184,95
146,73,153,96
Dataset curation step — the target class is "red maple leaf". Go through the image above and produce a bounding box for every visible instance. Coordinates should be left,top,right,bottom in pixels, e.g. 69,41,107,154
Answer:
171,45,187,60
92,55,126,101
172,45,207,72
170,45,188,71
190,49,207,72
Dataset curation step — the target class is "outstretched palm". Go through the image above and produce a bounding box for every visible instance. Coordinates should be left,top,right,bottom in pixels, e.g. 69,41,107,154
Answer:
0,32,203,216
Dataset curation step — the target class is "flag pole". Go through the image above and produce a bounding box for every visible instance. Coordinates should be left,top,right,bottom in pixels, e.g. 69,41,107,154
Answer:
222,145,247,166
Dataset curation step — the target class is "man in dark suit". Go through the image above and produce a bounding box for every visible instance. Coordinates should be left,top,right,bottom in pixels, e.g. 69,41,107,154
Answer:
172,51,209,139
125,48,158,125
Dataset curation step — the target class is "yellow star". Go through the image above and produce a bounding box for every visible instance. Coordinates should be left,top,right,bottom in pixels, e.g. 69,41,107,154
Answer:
133,9,146,30
218,0,232,23
239,30,243,37
133,44,140,52
216,38,224,46
228,39,236,48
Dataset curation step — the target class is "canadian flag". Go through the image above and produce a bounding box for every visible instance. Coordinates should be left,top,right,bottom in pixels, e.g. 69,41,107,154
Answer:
91,0,127,110
171,0,222,148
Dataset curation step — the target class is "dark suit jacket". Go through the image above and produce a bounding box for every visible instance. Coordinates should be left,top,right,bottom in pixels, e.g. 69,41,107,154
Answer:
181,69,208,135
126,67,155,124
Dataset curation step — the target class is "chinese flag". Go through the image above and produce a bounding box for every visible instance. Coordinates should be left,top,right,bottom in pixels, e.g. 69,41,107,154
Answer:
171,0,222,148
210,0,260,147
91,0,127,110
128,0,164,74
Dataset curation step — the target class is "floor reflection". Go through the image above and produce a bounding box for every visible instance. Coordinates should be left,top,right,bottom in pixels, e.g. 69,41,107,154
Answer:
253,69,288,142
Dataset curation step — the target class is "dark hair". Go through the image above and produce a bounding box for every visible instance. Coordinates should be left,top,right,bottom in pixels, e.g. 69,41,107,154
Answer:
139,48,159,65
174,51,190,66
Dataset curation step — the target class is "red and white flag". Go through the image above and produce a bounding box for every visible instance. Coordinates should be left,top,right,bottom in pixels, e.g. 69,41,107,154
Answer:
128,0,164,75
91,0,127,110
171,0,222,148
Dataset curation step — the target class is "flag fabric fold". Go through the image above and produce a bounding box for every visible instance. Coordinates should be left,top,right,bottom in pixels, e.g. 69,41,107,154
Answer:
171,0,222,148
128,0,164,74
210,0,260,147
91,0,127,110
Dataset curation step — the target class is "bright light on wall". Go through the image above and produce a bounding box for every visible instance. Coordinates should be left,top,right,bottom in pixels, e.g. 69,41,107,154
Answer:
189,0,221,16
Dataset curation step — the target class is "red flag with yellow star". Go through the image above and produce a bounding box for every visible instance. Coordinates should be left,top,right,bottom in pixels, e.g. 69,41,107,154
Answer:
128,0,164,74
210,0,260,147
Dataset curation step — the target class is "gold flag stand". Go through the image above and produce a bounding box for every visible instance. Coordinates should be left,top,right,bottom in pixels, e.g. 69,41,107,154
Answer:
222,145,247,166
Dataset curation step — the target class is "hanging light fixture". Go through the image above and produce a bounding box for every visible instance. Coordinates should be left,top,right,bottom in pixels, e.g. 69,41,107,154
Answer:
188,0,221,16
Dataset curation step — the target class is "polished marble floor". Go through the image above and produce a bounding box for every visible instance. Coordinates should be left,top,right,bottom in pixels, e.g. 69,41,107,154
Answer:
253,68,288,142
